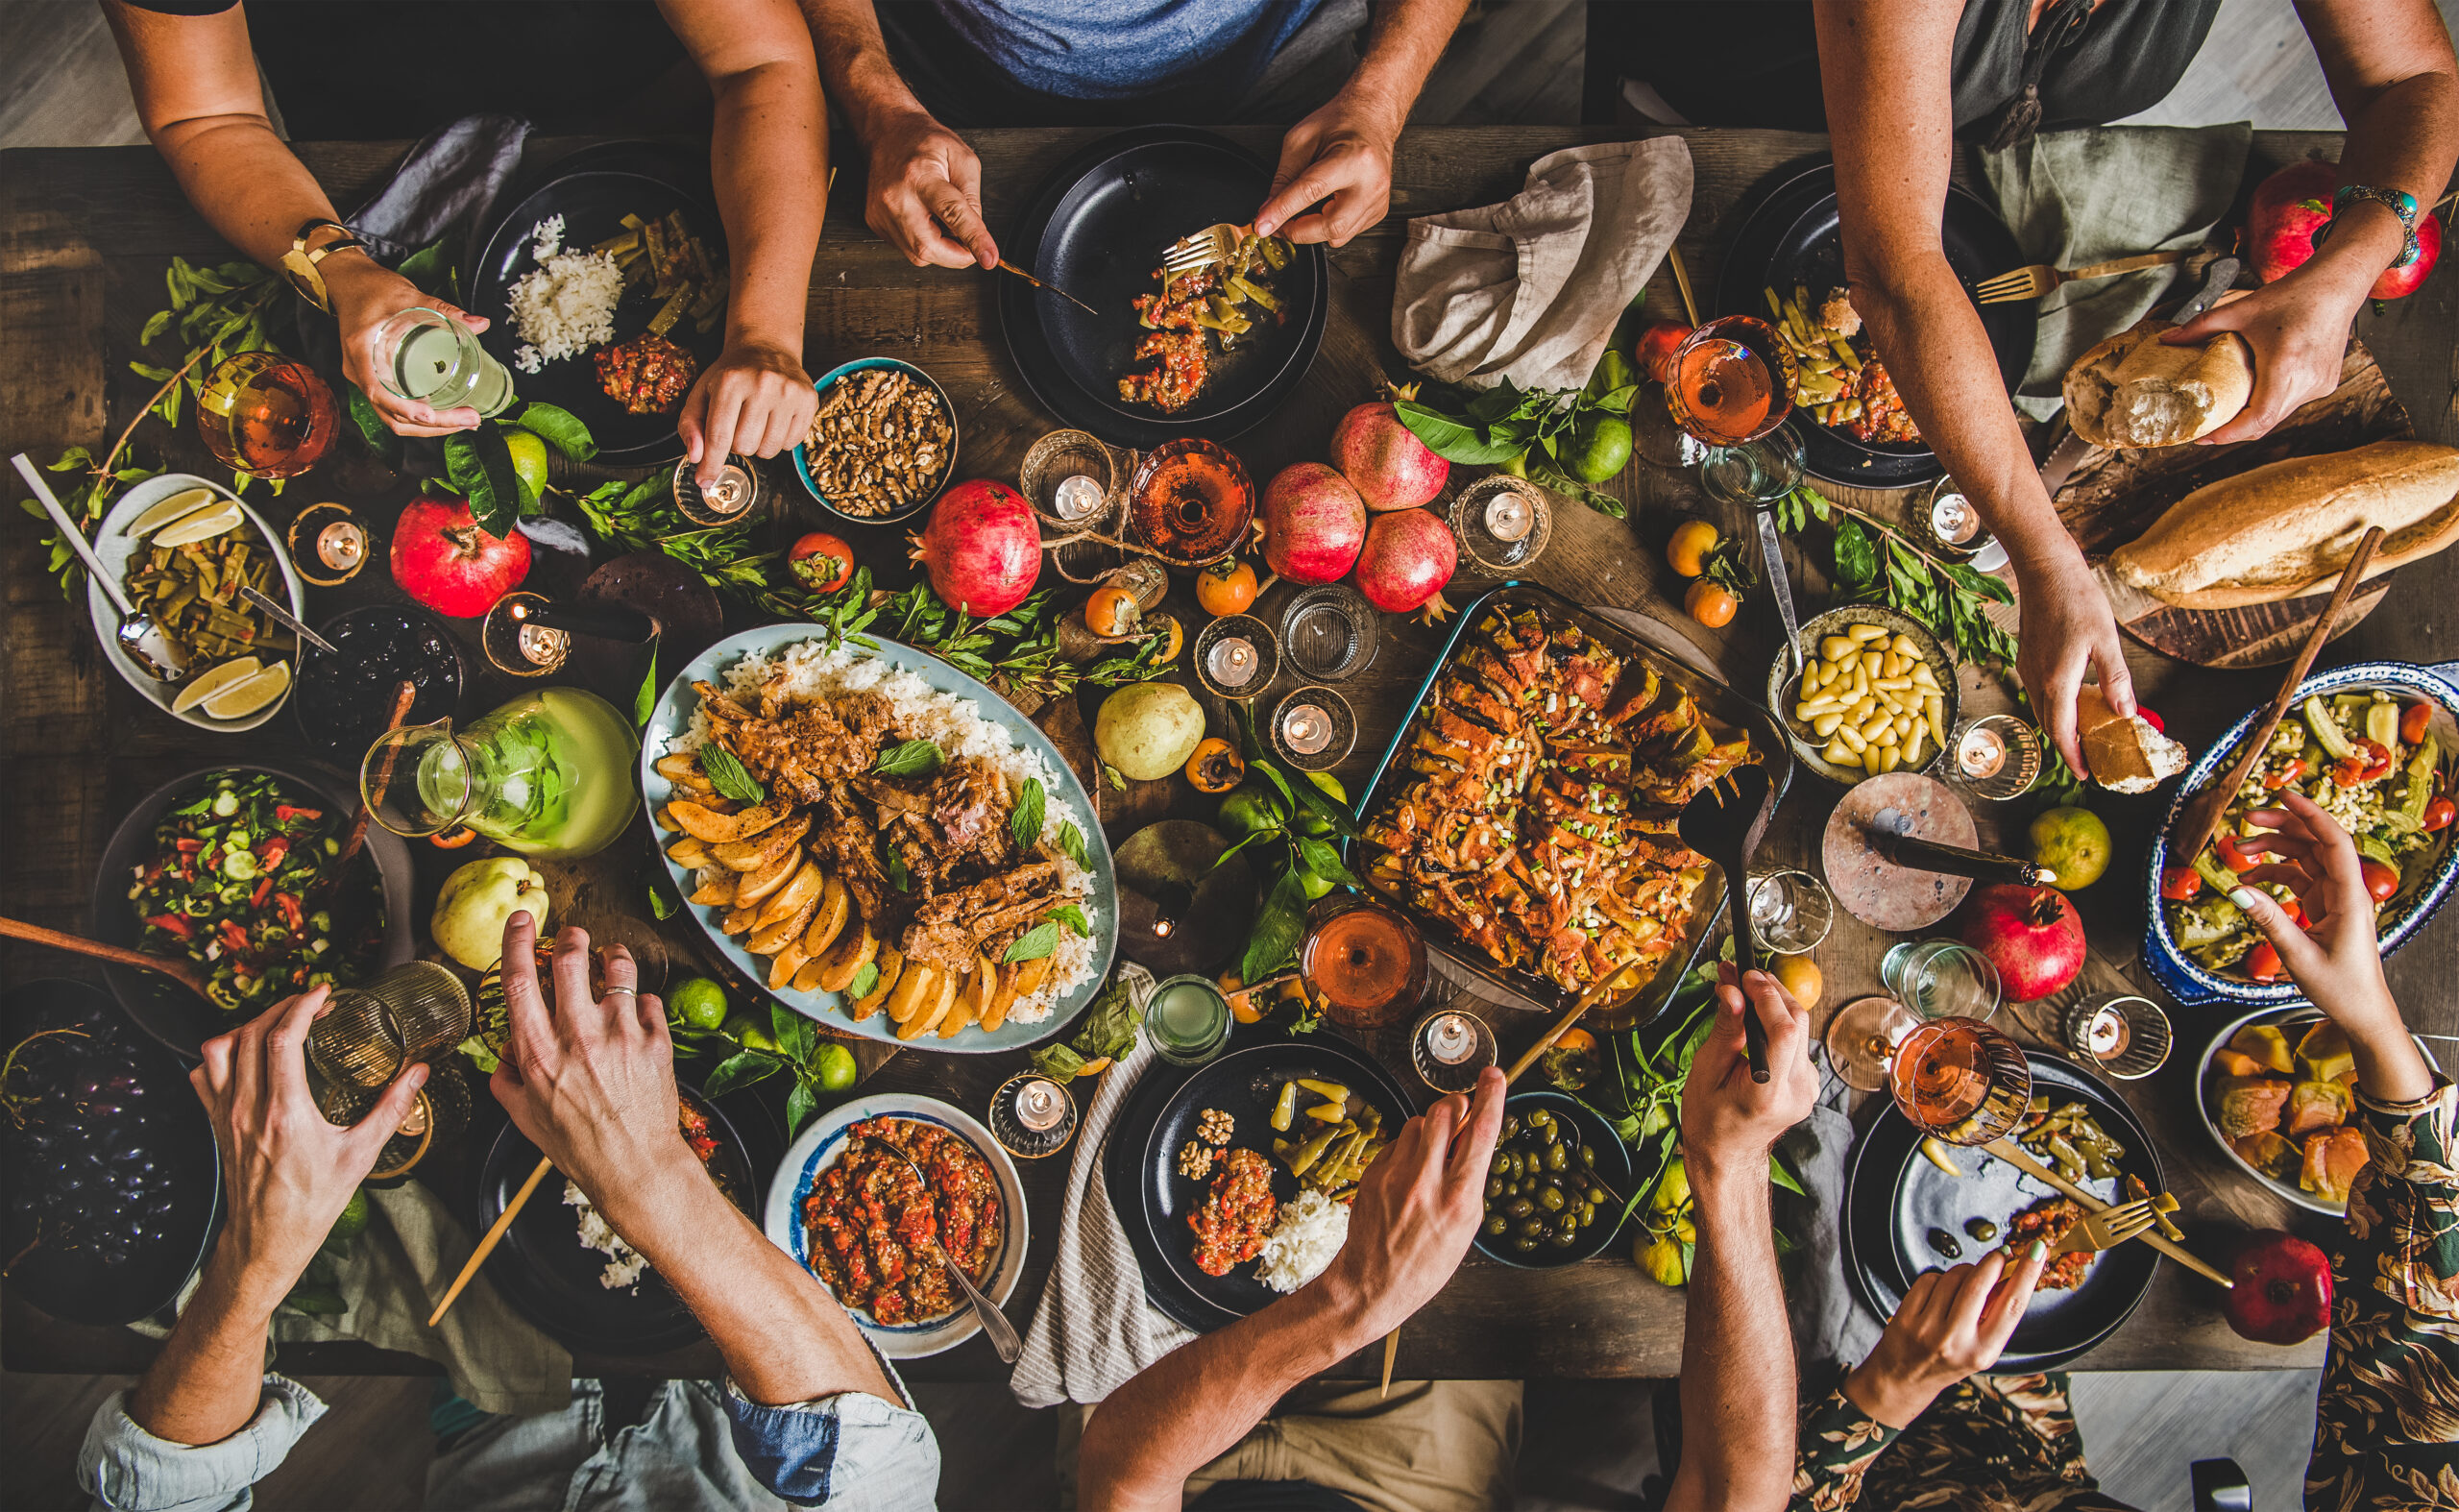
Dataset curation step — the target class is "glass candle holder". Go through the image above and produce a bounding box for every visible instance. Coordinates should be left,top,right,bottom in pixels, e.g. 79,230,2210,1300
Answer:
480,592,568,677
671,455,765,528
1279,583,1379,683
989,1071,1081,1159
1411,1007,1497,1093
1020,429,1125,529
1271,686,1355,771
1945,714,2044,802
2063,994,2173,1080
1449,476,1553,573
287,502,374,588
1919,477,2010,573
1192,614,1280,699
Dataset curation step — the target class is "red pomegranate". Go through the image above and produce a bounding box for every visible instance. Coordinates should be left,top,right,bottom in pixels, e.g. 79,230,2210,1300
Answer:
1353,508,1457,622
1259,462,1367,585
909,478,1039,617
2223,1230,2332,1345
1956,884,2084,1002
2248,159,2338,284
389,494,530,618
1330,401,1449,513
2372,208,2441,300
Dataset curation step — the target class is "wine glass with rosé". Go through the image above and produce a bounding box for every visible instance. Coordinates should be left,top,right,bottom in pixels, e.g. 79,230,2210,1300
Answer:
1826,1001,2032,1146
1662,315,1797,449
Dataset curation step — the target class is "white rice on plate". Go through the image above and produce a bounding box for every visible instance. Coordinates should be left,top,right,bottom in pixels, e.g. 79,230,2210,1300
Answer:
668,638,1100,1025
1256,1189,1349,1293
566,1180,648,1290
507,213,623,374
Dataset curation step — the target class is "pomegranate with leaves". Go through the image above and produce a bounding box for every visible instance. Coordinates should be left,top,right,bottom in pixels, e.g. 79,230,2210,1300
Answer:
390,495,530,617
1353,508,1457,622
1330,400,1449,512
1956,883,2084,1002
908,478,1039,617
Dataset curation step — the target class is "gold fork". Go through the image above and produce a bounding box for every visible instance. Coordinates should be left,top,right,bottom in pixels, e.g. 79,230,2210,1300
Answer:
1975,250,2188,305
1160,222,1246,276
2046,1197,2158,1256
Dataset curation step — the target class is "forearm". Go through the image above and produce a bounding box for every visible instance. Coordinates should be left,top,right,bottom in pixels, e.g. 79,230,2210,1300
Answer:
1668,1164,1795,1512
707,61,826,354
1079,1281,1372,1511
125,1251,288,1447
800,0,930,146
2347,1007,2435,1106
1344,0,1473,128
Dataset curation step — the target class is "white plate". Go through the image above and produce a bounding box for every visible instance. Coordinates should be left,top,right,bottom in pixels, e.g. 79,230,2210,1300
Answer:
2196,1004,2443,1215
762,1093,1028,1358
89,474,306,733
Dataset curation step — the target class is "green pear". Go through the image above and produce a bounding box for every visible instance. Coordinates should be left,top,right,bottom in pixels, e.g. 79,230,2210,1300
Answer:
432,857,551,969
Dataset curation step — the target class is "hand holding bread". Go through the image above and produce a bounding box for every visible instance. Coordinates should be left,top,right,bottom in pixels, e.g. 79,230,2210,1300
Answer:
2064,321,2254,448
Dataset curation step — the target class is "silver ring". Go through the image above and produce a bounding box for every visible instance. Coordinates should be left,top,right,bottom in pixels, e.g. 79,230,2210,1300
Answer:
605,986,638,1000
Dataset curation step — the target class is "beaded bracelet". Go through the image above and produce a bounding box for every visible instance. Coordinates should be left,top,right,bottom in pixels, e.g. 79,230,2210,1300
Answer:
2310,184,2423,270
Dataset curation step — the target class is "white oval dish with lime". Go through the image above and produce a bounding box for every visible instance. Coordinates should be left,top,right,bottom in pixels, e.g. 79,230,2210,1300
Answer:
91,473,307,732
642,623,1119,1052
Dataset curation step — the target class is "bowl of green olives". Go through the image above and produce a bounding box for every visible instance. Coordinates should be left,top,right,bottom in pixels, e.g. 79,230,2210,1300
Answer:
1472,1090,1634,1268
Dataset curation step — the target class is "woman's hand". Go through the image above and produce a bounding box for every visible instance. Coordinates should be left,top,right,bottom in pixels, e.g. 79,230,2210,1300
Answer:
678,337,816,491
191,986,427,1299
2011,548,2136,778
863,108,996,271
2162,270,2369,447
1255,87,1403,247
328,256,488,438
1843,1245,2046,1428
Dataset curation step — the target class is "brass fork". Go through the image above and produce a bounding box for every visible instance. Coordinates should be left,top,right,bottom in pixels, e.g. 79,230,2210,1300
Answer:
1160,222,1245,276
1975,251,2187,305
2047,1198,2158,1256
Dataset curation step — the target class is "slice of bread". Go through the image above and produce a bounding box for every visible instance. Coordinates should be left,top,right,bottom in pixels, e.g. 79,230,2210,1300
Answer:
2064,323,2253,448
2077,685,2190,793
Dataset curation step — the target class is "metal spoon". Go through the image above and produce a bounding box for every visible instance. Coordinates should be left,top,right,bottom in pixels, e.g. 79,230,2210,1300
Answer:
238,583,339,655
864,1136,1022,1362
12,453,187,681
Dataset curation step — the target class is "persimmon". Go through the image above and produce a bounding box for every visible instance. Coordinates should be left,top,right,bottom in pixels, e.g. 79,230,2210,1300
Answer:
1667,520,1719,578
1685,579,1739,628
1195,557,1258,617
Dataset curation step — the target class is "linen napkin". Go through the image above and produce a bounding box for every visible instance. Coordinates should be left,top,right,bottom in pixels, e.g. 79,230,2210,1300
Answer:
1010,963,1198,1408
1783,1084,1883,1379
1980,122,2251,419
1394,137,1693,393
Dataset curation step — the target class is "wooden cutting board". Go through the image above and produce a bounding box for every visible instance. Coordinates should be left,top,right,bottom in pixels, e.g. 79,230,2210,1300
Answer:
2054,338,2414,669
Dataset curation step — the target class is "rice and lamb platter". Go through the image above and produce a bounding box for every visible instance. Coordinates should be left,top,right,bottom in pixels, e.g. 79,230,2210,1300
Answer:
644,625,1119,1052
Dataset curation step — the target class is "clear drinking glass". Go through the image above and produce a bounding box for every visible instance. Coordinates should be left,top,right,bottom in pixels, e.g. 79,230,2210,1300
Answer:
1746,868,1835,955
1700,422,1806,506
372,307,516,418
1148,974,1232,1066
1279,583,1379,683
306,960,472,1095
1880,939,2004,1023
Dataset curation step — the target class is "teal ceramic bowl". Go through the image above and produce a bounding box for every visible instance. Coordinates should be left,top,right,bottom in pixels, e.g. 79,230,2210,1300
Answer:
641,624,1117,1052
790,357,958,525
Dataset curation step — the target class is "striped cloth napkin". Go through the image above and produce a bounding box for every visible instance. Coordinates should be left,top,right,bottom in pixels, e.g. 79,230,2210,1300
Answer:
1010,963,1195,1408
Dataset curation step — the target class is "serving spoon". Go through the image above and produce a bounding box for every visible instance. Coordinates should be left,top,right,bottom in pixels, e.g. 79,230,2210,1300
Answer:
1676,765,1778,1083
864,1136,1022,1362
13,453,187,681
0,915,209,999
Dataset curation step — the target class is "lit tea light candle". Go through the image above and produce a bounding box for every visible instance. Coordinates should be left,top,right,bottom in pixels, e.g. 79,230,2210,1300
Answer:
1957,723,2007,780
1422,1011,1479,1065
1054,474,1104,522
1929,490,1981,548
1482,488,1533,543
700,467,753,514
1205,635,1258,689
316,520,368,573
2081,1004,2130,1061
396,1091,432,1137
1280,701,1332,755
1015,1077,1068,1132
515,622,570,670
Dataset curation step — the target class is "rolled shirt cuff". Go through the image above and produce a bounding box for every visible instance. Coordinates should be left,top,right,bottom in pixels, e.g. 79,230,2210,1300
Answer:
80,1376,326,1512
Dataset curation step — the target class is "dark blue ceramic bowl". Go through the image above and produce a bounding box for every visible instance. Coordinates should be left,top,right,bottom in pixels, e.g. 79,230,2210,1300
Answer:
1472,1090,1635,1269
2142,658,2459,1007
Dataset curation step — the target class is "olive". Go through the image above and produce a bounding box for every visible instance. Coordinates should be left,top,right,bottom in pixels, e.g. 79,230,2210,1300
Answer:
1549,1229,1576,1248
1927,1228,1963,1258
1540,1186,1567,1212
1501,1115,1521,1140
1484,1214,1507,1237
1964,1217,2000,1242
1508,1198,1537,1219
1579,1144,1598,1167
1520,1217,1547,1240
1546,1143,1570,1172
1579,1202,1597,1226
1586,1186,1609,1207
1530,1109,1554,1130
1514,1235,1541,1253
1486,1177,1505,1201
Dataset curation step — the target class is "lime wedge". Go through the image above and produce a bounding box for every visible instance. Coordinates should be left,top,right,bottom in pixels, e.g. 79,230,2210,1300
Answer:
198,660,291,720
171,656,264,716
152,501,245,548
125,487,224,537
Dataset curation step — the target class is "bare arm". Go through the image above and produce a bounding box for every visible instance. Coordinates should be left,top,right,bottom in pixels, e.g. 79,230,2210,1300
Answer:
797,0,997,268
1812,0,2134,777
660,0,826,484
1077,1069,1506,1511
1254,0,1472,245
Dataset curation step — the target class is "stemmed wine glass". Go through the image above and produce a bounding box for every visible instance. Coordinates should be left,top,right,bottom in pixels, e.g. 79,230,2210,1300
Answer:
1823,941,2029,1144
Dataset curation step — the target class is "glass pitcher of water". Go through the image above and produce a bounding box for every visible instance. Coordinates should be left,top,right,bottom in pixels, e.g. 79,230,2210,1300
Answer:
362,686,640,857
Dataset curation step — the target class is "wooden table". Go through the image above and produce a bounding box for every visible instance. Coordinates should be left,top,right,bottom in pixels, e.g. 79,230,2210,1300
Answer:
5,126,2453,1385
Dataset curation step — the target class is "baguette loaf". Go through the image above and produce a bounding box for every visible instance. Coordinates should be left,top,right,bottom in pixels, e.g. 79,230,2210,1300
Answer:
2064,322,2253,448
2109,440,2459,609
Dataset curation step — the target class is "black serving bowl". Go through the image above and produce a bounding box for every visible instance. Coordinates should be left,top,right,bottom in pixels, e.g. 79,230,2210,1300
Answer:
1473,1090,1634,1269
293,604,467,760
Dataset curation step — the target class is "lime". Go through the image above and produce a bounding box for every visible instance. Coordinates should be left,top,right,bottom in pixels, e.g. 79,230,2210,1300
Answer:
1636,1233,1688,1287
670,976,729,1031
1587,347,1637,400
1498,451,1528,477
2029,806,2112,891
1290,771,1347,836
503,428,549,499
328,1188,370,1246
815,1043,858,1092
1569,414,1633,485
724,1012,777,1054
1217,787,1285,839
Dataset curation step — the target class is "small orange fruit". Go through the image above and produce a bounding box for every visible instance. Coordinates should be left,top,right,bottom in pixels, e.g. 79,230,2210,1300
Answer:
1195,557,1258,617
1084,584,1139,637
1667,520,1719,578
1218,970,1266,1023
1149,614,1185,662
1555,1026,1596,1053
1770,954,1823,1012
1637,321,1692,385
1685,579,1739,628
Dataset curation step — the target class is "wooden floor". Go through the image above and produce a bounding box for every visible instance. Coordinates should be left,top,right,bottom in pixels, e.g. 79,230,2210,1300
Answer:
0,0,2432,1507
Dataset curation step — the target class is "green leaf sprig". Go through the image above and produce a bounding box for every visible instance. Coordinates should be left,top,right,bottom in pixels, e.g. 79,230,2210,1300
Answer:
1010,777,1046,850
1391,374,1633,520
873,739,944,779
699,743,767,803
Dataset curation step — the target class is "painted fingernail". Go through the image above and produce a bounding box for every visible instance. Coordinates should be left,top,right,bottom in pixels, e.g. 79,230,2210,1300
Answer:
2228,888,2261,910
2027,1238,2047,1261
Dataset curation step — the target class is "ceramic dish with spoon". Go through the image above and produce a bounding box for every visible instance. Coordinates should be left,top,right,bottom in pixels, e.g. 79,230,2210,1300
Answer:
1765,603,1960,787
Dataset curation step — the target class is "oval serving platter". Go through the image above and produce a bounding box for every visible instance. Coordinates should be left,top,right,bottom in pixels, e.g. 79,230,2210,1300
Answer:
642,624,1119,1052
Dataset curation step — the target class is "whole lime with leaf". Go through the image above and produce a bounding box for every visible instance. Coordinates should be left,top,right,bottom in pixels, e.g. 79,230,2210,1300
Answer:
1569,413,1633,485
503,428,549,499
815,1043,858,1092
670,977,729,1031
1217,787,1285,839
328,1188,370,1246
724,1013,777,1054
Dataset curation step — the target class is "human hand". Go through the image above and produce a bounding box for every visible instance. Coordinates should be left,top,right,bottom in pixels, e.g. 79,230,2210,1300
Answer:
2230,793,2407,1040
329,257,488,437
863,108,995,271
1679,965,1816,1185
191,986,427,1301
1254,87,1401,247
489,917,695,1224
1311,1066,1504,1338
1843,1245,2045,1427
679,337,816,490
2162,274,2362,447
2012,549,2135,777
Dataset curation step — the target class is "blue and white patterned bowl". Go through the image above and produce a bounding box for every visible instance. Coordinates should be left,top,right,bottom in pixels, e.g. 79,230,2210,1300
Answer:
2142,658,2459,1008
762,1093,1027,1358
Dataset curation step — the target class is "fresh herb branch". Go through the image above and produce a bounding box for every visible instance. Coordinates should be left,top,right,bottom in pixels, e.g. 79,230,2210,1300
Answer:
1391,374,1636,520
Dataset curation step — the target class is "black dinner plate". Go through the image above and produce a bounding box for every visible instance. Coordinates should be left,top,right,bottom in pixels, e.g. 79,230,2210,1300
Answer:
1106,1033,1415,1330
475,1085,770,1354
1714,163,2034,489
468,169,726,463
997,127,1329,449
0,980,221,1327
1841,1053,2160,1372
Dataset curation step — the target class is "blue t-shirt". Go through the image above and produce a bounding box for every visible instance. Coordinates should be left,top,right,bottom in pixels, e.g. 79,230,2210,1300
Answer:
921,0,1330,102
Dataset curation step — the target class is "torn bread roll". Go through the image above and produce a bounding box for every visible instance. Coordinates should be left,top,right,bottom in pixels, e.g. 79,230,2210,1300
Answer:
2108,440,2459,608
2064,322,2254,448
2077,685,2190,793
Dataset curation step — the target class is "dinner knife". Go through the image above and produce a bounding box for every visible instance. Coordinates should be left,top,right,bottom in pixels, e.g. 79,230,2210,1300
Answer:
2036,255,2240,500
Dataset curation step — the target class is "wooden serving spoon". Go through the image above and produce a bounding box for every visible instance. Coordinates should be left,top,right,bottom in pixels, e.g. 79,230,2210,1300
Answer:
0,915,209,998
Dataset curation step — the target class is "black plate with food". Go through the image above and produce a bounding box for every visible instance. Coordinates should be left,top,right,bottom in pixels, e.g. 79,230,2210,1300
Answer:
1,980,221,1327
92,766,417,1057
1841,1054,2160,1372
1714,163,2034,489
1348,583,1791,1029
475,1085,767,1355
1106,1035,1415,1330
998,127,1328,448
1472,1090,1634,1268
469,169,727,462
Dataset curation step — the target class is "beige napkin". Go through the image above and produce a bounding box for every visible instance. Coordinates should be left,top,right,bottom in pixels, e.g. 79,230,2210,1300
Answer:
1394,137,1693,393
1010,963,1196,1408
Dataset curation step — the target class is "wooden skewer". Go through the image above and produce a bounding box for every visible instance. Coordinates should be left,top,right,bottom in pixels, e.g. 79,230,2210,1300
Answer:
1666,244,1701,328
1984,1137,2233,1289
1378,1328,1400,1399
427,1154,553,1328
0,915,208,997
1504,970,1631,1086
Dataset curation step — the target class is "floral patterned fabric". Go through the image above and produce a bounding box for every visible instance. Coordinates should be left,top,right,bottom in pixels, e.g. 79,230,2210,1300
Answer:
1793,1076,2457,1512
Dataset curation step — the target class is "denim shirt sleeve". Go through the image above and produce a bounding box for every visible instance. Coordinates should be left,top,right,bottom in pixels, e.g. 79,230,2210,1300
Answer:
721,1353,939,1512
80,1376,326,1512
